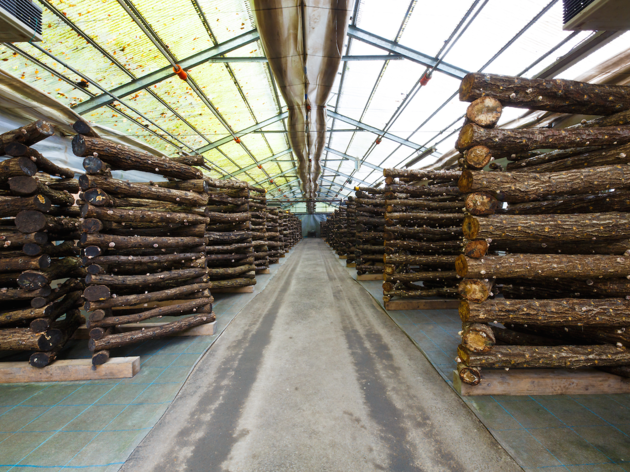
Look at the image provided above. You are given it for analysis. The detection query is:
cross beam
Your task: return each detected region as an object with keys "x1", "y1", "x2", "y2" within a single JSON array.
[
  {"x1": 254, "y1": 166, "x2": 297, "y2": 186},
  {"x1": 327, "y1": 111, "x2": 425, "y2": 150},
  {"x1": 321, "y1": 166, "x2": 369, "y2": 186},
  {"x1": 347, "y1": 26, "x2": 468, "y2": 79},
  {"x1": 73, "y1": 30, "x2": 260, "y2": 114},
  {"x1": 324, "y1": 147, "x2": 384, "y2": 172},
  {"x1": 222, "y1": 149, "x2": 292, "y2": 179},
  {"x1": 197, "y1": 112, "x2": 289, "y2": 153}
]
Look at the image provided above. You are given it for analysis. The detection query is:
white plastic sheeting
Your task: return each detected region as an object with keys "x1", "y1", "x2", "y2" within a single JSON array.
[{"x1": 249, "y1": 0, "x2": 352, "y2": 198}]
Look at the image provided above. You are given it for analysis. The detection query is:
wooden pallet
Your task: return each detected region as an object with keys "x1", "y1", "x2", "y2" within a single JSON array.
[
  {"x1": 0, "y1": 357, "x2": 140, "y2": 383},
  {"x1": 346, "y1": 262, "x2": 356, "y2": 268},
  {"x1": 453, "y1": 368, "x2": 630, "y2": 396},
  {"x1": 357, "y1": 274, "x2": 383, "y2": 281},
  {"x1": 75, "y1": 321, "x2": 216, "y2": 339},
  {"x1": 339, "y1": 255, "x2": 347, "y2": 260},
  {"x1": 256, "y1": 268, "x2": 271, "y2": 274},
  {"x1": 212, "y1": 286, "x2": 255, "y2": 293},
  {"x1": 385, "y1": 299, "x2": 459, "y2": 311}
]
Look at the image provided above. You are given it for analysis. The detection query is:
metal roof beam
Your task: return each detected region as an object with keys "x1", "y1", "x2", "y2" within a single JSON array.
[
  {"x1": 327, "y1": 111, "x2": 425, "y2": 150},
  {"x1": 347, "y1": 26, "x2": 468, "y2": 79},
  {"x1": 324, "y1": 147, "x2": 384, "y2": 172},
  {"x1": 73, "y1": 30, "x2": 260, "y2": 114},
  {"x1": 197, "y1": 112, "x2": 288, "y2": 153},
  {"x1": 254, "y1": 166, "x2": 297, "y2": 186},
  {"x1": 319, "y1": 175, "x2": 356, "y2": 192},
  {"x1": 267, "y1": 178, "x2": 301, "y2": 194},
  {"x1": 221, "y1": 149, "x2": 292, "y2": 179},
  {"x1": 206, "y1": 55, "x2": 404, "y2": 63}
]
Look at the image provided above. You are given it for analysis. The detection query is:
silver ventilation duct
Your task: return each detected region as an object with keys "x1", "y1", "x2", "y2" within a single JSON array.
[{"x1": 249, "y1": 0, "x2": 352, "y2": 199}]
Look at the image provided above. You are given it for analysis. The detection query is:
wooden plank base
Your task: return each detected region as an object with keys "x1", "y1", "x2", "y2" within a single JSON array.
[
  {"x1": 280, "y1": 254, "x2": 286, "y2": 258},
  {"x1": 339, "y1": 256, "x2": 347, "y2": 260},
  {"x1": 453, "y1": 368, "x2": 630, "y2": 396},
  {"x1": 256, "y1": 269, "x2": 271, "y2": 274},
  {"x1": 0, "y1": 357, "x2": 140, "y2": 383},
  {"x1": 212, "y1": 286, "x2": 255, "y2": 293},
  {"x1": 346, "y1": 263, "x2": 356, "y2": 268},
  {"x1": 385, "y1": 299, "x2": 459, "y2": 311},
  {"x1": 357, "y1": 273, "x2": 383, "y2": 281}
]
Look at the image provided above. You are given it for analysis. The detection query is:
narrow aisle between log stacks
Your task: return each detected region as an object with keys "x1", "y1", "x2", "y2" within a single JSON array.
[{"x1": 122, "y1": 239, "x2": 520, "y2": 472}]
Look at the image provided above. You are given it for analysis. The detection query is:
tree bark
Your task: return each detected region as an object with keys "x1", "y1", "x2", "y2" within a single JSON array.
[
  {"x1": 459, "y1": 73, "x2": 630, "y2": 115},
  {"x1": 206, "y1": 242, "x2": 253, "y2": 254},
  {"x1": 90, "y1": 313, "x2": 214, "y2": 351},
  {"x1": 458, "y1": 344, "x2": 630, "y2": 369},
  {"x1": 207, "y1": 264, "x2": 256, "y2": 278},
  {"x1": 460, "y1": 298, "x2": 630, "y2": 327},
  {"x1": 90, "y1": 298, "x2": 212, "y2": 328},
  {"x1": 18, "y1": 257, "x2": 82, "y2": 291},
  {"x1": 204, "y1": 211, "x2": 250, "y2": 223},
  {"x1": 463, "y1": 212, "x2": 630, "y2": 242},
  {"x1": 80, "y1": 232, "x2": 205, "y2": 250},
  {"x1": 15, "y1": 211, "x2": 79, "y2": 234},
  {"x1": 385, "y1": 184, "x2": 460, "y2": 197},
  {"x1": 384, "y1": 240, "x2": 463, "y2": 254},
  {"x1": 79, "y1": 175, "x2": 208, "y2": 206},
  {"x1": 86, "y1": 268, "x2": 207, "y2": 288},
  {"x1": 457, "y1": 122, "x2": 630, "y2": 152},
  {"x1": 5, "y1": 142, "x2": 75, "y2": 178},
  {"x1": 0, "y1": 303, "x2": 53, "y2": 326},
  {"x1": 488, "y1": 238, "x2": 630, "y2": 256},
  {"x1": 384, "y1": 271, "x2": 457, "y2": 282},
  {"x1": 81, "y1": 204, "x2": 209, "y2": 226},
  {"x1": 517, "y1": 142, "x2": 630, "y2": 173},
  {"x1": 385, "y1": 212, "x2": 463, "y2": 225},
  {"x1": 0, "y1": 195, "x2": 51, "y2": 217},
  {"x1": 382, "y1": 169, "x2": 460, "y2": 181},
  {"x1": 211, "y1": 277, "x2": 256, "y2": 289},
  {"x1": 72, "y1": 135, "x2": 202, "y2": 180},
  {"x1": 505, "y1": 146, "x2": 608, "y2": 170},
  {"x1": 0, "y1": 327, "x2": 62, "y2": 351},
  {"x1": 457, "y1": 253, "x2": 630, "y2": 279},
  {"x1": 0, "y1": 157, "x2": 37, "y2": 184},
  {"x1": 86, "y1": 282, "x2": 211, "y2": 310}
]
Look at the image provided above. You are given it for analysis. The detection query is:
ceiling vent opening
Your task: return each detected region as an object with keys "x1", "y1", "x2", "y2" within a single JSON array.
[
  {"x1": 563, "y1": 0, "x2": 630, "y2": 31},
  {"x1": 0, "y1": 0, "x2": 42, "y2": 42}
]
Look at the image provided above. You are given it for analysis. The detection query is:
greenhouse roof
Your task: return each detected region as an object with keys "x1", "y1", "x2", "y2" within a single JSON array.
[{"x1": 1, "y1": 0, "x2": 628, "y2": 213}]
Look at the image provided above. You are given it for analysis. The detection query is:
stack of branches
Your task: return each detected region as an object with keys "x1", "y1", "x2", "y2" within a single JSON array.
[
  {"x1": 354, "y1": 187, "x2": 386, "y2": 275},
  {"x1": 248, "y1": 187, "x2": 269, "y2": 274},
  {"x1": 321, "y1": 219, "x2": 330, "y2": 241},
  {"x1": 266, "y1": 209, "x2": 282, "y2": 264},
  {"x1": 0, "y1": 120, "x2": 85, "y2": 367},
  {"x1": 74, "y1": 125, "x2": 214, "y2": 366},
  {"x1": 334, "y1": 205, "x2": 349, "y2": 257},
  {"x1": 286, "y1": 213, "x2": 302, "y2": 248},
  {"x1": 204, "y1": 177, "x2": 256, "y2": 291},
  {"x1": 278, "y1": 211, "x2": 288, "y2": 256},
  {"x1": 382, "y1": 169, "x2": 464, "y2": 304},
  {"x1": 344, "y1": 197, "x2": 357, "y2": 265},
  {"x1": 455, "y1": 73, "x2": 630, "y2": 385},
  {"x1": 323, "y1": 210, "x2": 339, "y2": 250}
]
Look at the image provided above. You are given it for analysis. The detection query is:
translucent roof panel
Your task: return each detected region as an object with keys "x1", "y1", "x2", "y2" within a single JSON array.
[{"x1": 0, "y1": 0, "x2": 622, "y2": 210}]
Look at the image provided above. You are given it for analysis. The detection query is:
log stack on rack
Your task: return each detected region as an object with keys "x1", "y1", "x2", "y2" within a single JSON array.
[
  {"x1": 0, "y1": 120, "x2": 85, "y2": 367},
  {"x1": 73, "y1": 127, "x2": 215, "y2": 366},
  {"x1": 354, "y1": 187, "x2": 386, "y2": 280},
  {"x1": 204, "y1": 178, "x2": 256, "y2": 293},
  {"x1": 382, "y1": 169, "x2": 464, "y2": 310},
  {"x1": 286, "y1": 213, "x2": 301, "y2": 248},
  {"x1": 266, "y1": 209, "x2": 282, "y2": 264},
  {"x1": 249, "y1": 187, "x2": 269, "y2": 274},
  {"x1": 344, "y1": 197, "x2": 357, "y2": 267},
  {"x1": 321, "y1": 219, "x2": 329, "y2": 241},
  {"x1": 454, "y1": 73, "x2": 630, "y2": 389},
  {"x1": 335, "y1": 205, "x2": 349, "y2": 258}
]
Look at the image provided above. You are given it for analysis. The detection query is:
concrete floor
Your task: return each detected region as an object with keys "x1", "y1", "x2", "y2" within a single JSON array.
[{"x1": 123, "y1": 239, "x2": 521, "y2": 472}]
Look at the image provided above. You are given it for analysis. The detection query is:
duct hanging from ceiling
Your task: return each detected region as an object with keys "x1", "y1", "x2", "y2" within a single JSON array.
[{"x1": 249, "y1": 0, "x2": 352, "y2": 199}]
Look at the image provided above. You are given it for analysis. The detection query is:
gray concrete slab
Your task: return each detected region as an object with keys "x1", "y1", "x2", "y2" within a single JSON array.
[{"x1": 122, "y1": 239, "x2": 522, "y2": 472}]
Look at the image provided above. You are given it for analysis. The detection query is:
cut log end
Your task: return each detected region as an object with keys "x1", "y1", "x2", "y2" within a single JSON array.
[
  {"x1": 465, "y1": 192, "x2": 499, "y2": 216},
  {"x1": 465, "y1": 146, "x2": 493, "y2": 170},
  {"x1": 466, "y1": 97, "x2": 502, "y2": 128},
  {"x1": 455, "y1": 254, "x2": 468, "y2": 277},
  {"x1": 458, "y1": 170, "x2": 474, "y2": 193},
  {"x1": 462, "y1": 215, "x2": 479, "y2": 240}
]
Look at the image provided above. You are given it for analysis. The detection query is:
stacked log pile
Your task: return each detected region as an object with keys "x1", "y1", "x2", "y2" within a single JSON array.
[
  {"x1": 354, "y1": 187, "x2": 386, "y2": 277},
  {"x1": 0, "y1": 120, "x2": 85, "y2": 367},
  {"x1": 334, "y1": 205, "x2": 349, "y2": 257},
  {"x1": 266, "y1": 209, "x2": 282, "y2": 264},
  {"x1": 321, "y1": 219, "x2": 329, "y2": 241},
  {"x1": 249, "y1": 187, "x2": 269, "y2": 274},
  {"x1": 455, "y1": 73, "x2": 630, "y2": 385},
  {"x1": 344, "y1": 197, "x2": 357, "y2": 266},
  {"x1": 286, "y1": 214, "x2": 301, "y2": 248},
  {"x1": 382, "y1": 170, "x2": 464, "y2": 305},
  {"x1": 73, "y1": 129, "x2": 215, "y2": 365},
  {"x1": 204, "y1": 178, "x2": 256, "y2": 291}
]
